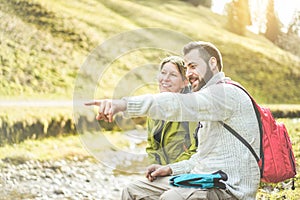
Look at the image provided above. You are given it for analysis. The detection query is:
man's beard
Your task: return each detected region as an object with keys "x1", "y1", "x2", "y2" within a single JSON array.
[
  {"x1": 190, "y1": 69, "x2": 214, "y2": 92},
  {"x1": 191, "y1": 78, "x2": 204, "y2": 92},
  {"x1": 203, "y1": 69, "x2": 214, "y2": 85}
]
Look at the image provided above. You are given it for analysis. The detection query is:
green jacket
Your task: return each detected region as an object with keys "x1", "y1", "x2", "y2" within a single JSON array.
[{"x1": 146, "y1": 118, "x2": 198, "y2": 165}]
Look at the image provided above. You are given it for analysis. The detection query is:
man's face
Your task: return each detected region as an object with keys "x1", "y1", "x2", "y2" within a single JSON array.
[{"x1": 184, "y1": 49, "x2": 212, "y2": 92}]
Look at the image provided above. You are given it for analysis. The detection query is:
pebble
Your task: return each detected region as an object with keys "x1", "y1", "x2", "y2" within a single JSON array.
[{"x1": 0, "y1": 158, "x2": 143, "y2": 200}]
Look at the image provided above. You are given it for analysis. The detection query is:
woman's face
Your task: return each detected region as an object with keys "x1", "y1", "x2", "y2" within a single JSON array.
[{"x1": 158, "y1": 62, "x2": 187, "y2": 93}]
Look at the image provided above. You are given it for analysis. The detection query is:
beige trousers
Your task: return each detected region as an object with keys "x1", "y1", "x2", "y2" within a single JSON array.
[{"x1": 121, "y1": 176, "x2": 237, "y2": 200}]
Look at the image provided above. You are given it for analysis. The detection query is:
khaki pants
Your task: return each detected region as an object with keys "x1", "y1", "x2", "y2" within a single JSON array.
[{"x1": 121, "y1": 176, "x2": 237, "y2": 200}]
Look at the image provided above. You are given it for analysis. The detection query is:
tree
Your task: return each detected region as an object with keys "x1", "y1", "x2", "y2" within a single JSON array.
[
  {"x1": 264, "y1": 0, "x2": 281, "y2": 42},
  {"x1": 275, "y1": 10, "x2": 300, "y2": 57},
  {"x1": 199, "y1": 0, "x2": 212, "y2": 8},
  {"x1": 276, "y1": 33, "x2": 300, "y2": 57},
  {"x1": 287, "y1": 10, "x2": 300, "y2": 36},
  {"x1": 180, "y1": 0, "x2": 212, "y2": 8},
  {"x1": 226, "y1": 0, "x2": 252, "y2": 36}
]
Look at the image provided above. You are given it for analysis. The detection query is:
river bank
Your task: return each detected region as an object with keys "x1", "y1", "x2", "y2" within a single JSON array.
[
  {"x1": 0, "y1": 133, "x2": 147, "y2": 200},
  {"x1": 0, "y1": 157, "x2": 143, "y2": 200}
]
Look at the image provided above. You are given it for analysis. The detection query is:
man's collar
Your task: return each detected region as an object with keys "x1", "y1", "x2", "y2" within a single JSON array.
[{"x1": 202, "y1": 72, "x2": 226, "y2": 89}]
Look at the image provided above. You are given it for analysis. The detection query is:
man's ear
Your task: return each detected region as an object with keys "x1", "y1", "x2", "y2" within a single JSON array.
[{"x1": 209, "y1": 57, "x2": 218, "y2": 72}]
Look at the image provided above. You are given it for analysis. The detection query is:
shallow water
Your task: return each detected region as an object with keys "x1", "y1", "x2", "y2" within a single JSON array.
[{"x1": 80, "y1": 129, "x2": 149, "y2": 176}]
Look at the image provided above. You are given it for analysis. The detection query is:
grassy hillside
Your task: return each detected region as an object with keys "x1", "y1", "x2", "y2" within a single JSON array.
[{"x1": 1, "y1": 0, "x2": 300, "y2": 103}]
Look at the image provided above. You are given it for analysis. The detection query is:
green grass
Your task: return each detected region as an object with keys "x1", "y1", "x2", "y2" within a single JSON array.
[
  {"x1": 0, "y1": 135, "x2": 91, "y2": 163},
  {"x1": 0, "y1": 0, "x2": 299, "y2": 103}
]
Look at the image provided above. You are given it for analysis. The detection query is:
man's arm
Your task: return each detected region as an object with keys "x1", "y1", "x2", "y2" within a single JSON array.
[
  {"x1": 85, "y1": 84, "x2": 236, "y2": 123},
  {"x1": 85, "y1": 99, "x2": 127, "y2": 122}
]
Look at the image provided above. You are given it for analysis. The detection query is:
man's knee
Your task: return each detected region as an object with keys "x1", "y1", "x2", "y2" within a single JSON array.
[
  {"x1": 121, "y1": 182, "x2": 141, "y2": 200},
  {"x1": 159, "y1": 189, "x2": 184, "y2": 200}
]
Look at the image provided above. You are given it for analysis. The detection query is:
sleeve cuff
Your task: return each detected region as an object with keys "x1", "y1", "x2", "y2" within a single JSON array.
[
  {"x1": 121, "y1": 97, "x2": 142, "y2": 117},
  {"x1": 168, "y1": 162, "x2": 188, "y2": 175}
]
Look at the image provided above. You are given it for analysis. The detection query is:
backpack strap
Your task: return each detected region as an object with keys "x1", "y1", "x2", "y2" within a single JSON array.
[
  {"x1": 219, "y1": 81, "x2": 263, "y2": 169},
  {"x1": 220, "y1": 122, "x2": 259, "y2": 162},
  {"x1": 193, "y1": 122, "x2": 203, "y2": 147}
]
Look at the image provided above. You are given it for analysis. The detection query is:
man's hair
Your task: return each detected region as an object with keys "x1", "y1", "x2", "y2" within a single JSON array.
[
  {"x1": 183, "y1": 41, "x2": 223, "y2": 71},
  {"x1": 160, "y1": 56, "x2": 186, "y2": 80}
]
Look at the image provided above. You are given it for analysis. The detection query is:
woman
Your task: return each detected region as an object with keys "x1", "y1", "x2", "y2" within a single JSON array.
[{"x1": 146, "y1": 56, "x2": 198, "y2": 165}]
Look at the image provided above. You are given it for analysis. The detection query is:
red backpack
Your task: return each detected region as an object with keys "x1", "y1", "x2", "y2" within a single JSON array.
[{"x1": 222, "y1": 81, "x2": 297, "y2": 184}]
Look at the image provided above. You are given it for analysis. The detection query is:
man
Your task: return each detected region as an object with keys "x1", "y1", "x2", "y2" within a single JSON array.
[{"x1": 85, "y1": 41, "x2": 261, "y2": 199}]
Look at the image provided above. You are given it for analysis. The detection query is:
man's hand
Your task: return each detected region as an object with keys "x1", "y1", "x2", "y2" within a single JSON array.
[
  {"x1": 146, "y1": 164, "x2": 172, "y2": 182},
  {"x1": 84, "y1": 99, "x2": 127, "y2": 122}
]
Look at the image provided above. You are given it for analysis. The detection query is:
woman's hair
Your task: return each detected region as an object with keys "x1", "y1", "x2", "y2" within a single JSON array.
[
  {"x1": 183, "y1": 41, "x2": 223, "y2": 71},
  {"x1": 160, "y1": 56, "x2": 186, "y2": 80}
]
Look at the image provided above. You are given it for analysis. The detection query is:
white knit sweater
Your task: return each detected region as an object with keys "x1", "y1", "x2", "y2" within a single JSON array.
[{"x1": 125, "y1": 72, "x2": 261, "y2": 200}]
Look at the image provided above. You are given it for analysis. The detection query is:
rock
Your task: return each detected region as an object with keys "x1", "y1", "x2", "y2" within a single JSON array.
[
  {"x1": 53, "y1": 189, "x2": 64, "y2": 195},
  {"x1": 0, "y1": 158, "x2": 144, "y2": 199}
]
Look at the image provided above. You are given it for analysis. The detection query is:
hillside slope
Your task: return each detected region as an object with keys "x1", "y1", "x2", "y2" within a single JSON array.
[{"x1": 1, "y1": 0, "x2": 299, "y2": 103}]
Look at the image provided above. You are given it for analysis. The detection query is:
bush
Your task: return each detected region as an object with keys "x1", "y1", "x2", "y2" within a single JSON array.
[{"x1": 275, "y1": 33, "x2": 300, "y2": 57}]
